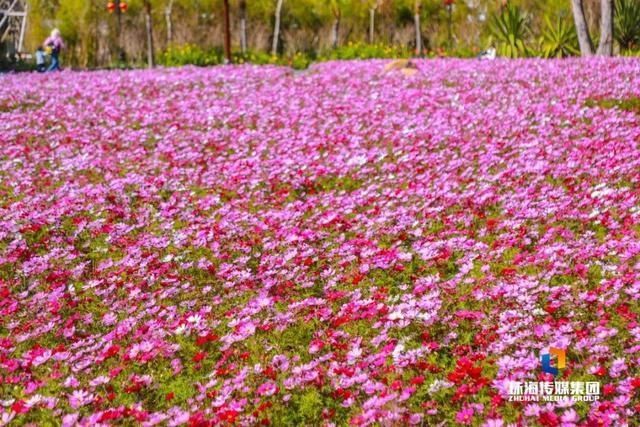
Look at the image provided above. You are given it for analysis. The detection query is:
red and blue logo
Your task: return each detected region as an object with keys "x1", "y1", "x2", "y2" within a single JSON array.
[{"x1": 541, "y1": 348, "x2": 566, "y2": 376}]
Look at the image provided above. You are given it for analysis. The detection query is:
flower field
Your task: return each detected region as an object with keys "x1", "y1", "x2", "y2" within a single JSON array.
[{"x1": 1, "y1": 59, "x2": 640, "y2": 426}]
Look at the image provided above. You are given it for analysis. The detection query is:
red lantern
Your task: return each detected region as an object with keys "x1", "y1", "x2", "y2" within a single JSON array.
[
  {"x1": 107, "y1": 1, "x2": 115, "y2": 13},
  {"x1": 119, "y1": 1, "x2": 128, "y2": 12}
]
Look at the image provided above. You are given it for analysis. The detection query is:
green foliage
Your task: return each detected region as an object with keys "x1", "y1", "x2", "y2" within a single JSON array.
[
  {"x1": 158, "y1": 44, "x2": 220, "y2": 67},
  {"x1": 158, "y1": 42, "x2": 411, "y2": 69},
  {"x1": 158, "y1": 45, "x2": 312, "y2": 69},
  {"x1": 614, "y1": 0, "x2": 640, "y2": 52},
  {"x1": 270, "y1": 387, "x2": 349, "y2": 426},
  {"x1": 585, "y1": 97, "x2": 640, "y2": 115},
  {"x1": 489, "y1": 4, "x2": 530, "y2": 58},
  {"x1": 319, "y1": 42, "x2": 411, "y2": 60},
  {"x1": 538, "y1": 16, "x2": 578, "y2": 58}
]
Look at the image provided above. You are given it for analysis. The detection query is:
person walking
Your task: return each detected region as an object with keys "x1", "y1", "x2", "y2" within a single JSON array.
[{"x1": 43, "y1": 29, "x2": 64, "y2": 72}]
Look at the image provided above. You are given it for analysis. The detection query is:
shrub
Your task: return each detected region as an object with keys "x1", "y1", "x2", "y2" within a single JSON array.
[
  {"x1": 158, "y1": 45, "x2": 312, "y2": 70},
  {"x1": 319, "y1": 42, "x2": 411, "y2": 61},
  {"x1": 538, "y1": 16, "x2": 579, "y2": 58},
  {"x1": 615, "y1": 0, "x2": 640, "y2": 52},
  {"x1": 158, "y1": 45, "x2": 221, "y2": 67},
  {"x1": 489, "y1": 4, "x2": 531, "y2": 58}
]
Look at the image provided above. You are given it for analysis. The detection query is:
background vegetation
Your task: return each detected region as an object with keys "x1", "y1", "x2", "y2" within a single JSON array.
[{"x1": 14, "y1": 0, "x2": 640, "y2": 68}]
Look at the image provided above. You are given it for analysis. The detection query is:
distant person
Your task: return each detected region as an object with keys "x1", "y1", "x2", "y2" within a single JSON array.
[
  {"x1": 43, "y1": 28, "x2": 64, "y2": 72},
  {"x1": 35, "y1": 47, "x2": 46, "y2": 72}
]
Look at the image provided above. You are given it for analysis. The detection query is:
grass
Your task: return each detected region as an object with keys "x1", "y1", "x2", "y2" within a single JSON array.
[{"x1": 585, "y1": 96, "x2": 640, "y2": 114}]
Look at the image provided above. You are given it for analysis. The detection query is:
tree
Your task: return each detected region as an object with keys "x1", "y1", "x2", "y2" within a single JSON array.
[
  {"x1": 239, "y1": 0, "x2": 248, "y2": 53},
  {"x1": 271, "y1": 0, "x2": 284, "y2": 55},
  {"x1": 165, "y1": 0, "x2": 174, "y2": 46},
  {"x1": 414, "y1": 0, "x2": 422, "y2": 55},
  {"x1": 368, "y1": 0, "x2": 382, "y2": 44},
  {"x1": 143, "y1": 0, "x2": 155, "y2": 67},
  {"x1": 329, "y1": 0, "x2": 342, "y2": 49},
  {"x1": 115, "y1": 0, "x2": 125, "y2": 61},
  {"x1": 571, "y1": 0, "x2": 615, "y2": 57},
  {"x1": 596, "y1": 0, "x2": 613, "y2": 55},
  {"x1": 223, "y1": 0, "x2": 232, "y2": 62}
]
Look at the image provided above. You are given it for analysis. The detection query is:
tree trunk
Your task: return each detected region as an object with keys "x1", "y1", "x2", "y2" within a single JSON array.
[
  {"x1": 165, "y1": 0, "x2": 174, "y2": 47},
  {"x1": 222, "y1": 0, "x2": 232, "y2": 63},
  {"x1": 369, "y1": 8, "x2": 375, "y2": 44},
  {"x1": 239, "y1": 0, "x2": 247, "y2": 53},
  {"x1": 272, "y1": 0, "x2": 284, "y2": 56},
  {"x1": 329, "y1": 1, "x2": 340, "y2": 49},
  {"x1": 144, "y1": 0, "x2": 155, "y2": 68},
  {"x1": 571, "y1": 0, "x2": 594, "y2": 56},
  {"x1": 115, "y1": 0, "x2": 125, "y2": 62},
  {"x1": 414, "y1": 1, "x2": 422, "y2": 55},
  {"x1": 596, "y1": 0, "x2": 613, "y2": 56},
  {"x1": 331, "y1": 18, "x2": 340, "y2": 49}
]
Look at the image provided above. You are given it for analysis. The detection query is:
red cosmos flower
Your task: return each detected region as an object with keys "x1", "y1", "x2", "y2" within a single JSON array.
[
  {"x1": 132, "y1": 410, "x2": 149, "y2": 422},
  {"x1": 322, "y1": 408, "x2": 336, "y2": 419},
  {"x1": 216, "y1": 367, "x2": 230, "y2": 376},
  {"x1": 192, "y1": 351, "x2": 207, "y2": 363},
  {"x1": 104, "y1": 345, "x2": 120, "y2": 359},
  {"x1": 125, "y1": 383, "x2": 143, "y2": 394},
  {"x1": 257, "y1": 401, "x2": 272, "y2": 412},
  {"x1": 500, "y1": 267, "x2": 517, "y2": 278},
  {"x1": 448, "y1": 358, "x2": 483, "y2": 383},
  {"x1": 196, "y1": 332, "x2": 219, "y2": 347},
  {"x1": 410, "y1": 375, "x2": 425, "y2": 386},
  {"x1": 603, "y1": 384, "x2": 616, "y2": 395},
  {"x1": 188, "y1": 412, "x2": 212, "y2": 427},
  {"x1": 538, "y1": 411, "x2": 560, "y2": 427},
  {"x1": 351, "y1": 273, "x2": 365, "y2": 285},
  {"x1": 490, "y1": 393, "x2": 503, "y2": 408},
  {"x1": 544, "y1": 303, "x2": 558, "y2": 314},
  {"x1": 263, "y1": 366, "x2": 278, "y2": 380},
  {"x1": 631, "y1": 377, "x2": 640, "y2": 389},
  {"x1": 109, "y1": 367, "x2": 123, "y2": 378},
  {"x1": 218, "y1": 409, "x2": 238, "y2": 423},
  {"x1": 99, "y1": 409, "x2": 123, "y2": 422},
  {"x1": 11, "y1": 399, "x2": 28, "y2": 414},
  {"x1": 594, "y1": 365, "x2": 607, "y2": 377}
]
